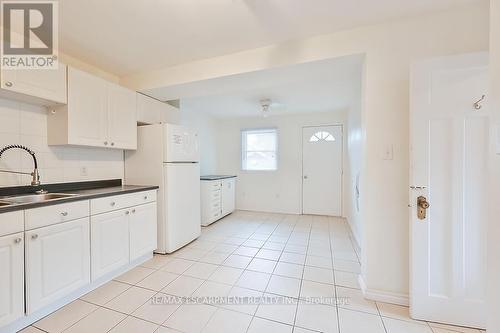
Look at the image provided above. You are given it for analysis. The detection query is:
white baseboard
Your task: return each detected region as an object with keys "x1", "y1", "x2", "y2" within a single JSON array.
[{"x1": 358, "y1": 275, "x2": 409, "y2": 306}]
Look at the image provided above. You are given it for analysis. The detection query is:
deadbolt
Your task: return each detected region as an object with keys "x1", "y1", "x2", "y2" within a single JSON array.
[{"x1": 417, "y1": 196, "x2": 430, "y2": 220}]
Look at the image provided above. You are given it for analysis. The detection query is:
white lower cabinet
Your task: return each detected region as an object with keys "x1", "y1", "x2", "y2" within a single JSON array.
[
  {"x1": 0, "y1": 232, "x2": 24, "y2": 327},
  {"x1": 25, "y1": 218, "x2": 90, "y2": 314},
  {"x1": 201, "y1": 177, "x2": 236, "y2": 226},
  {"x1": 222, "y1": 178, "x2": 236, "y2": 216},
  {"x1": 0, "y1": 190, "x2": 157, "y2": 330},
  {"x1": 129, "y1": 202, "x2": 157, "y2": 261},
  {"x1": 90, "y1": 209, "x2": 130, "y2": 281}
]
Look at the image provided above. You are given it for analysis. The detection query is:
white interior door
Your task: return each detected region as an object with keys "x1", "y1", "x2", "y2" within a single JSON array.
[
  {"x1": 302, "y1": 125, "x2": 343, "y2": 216},
  {"x1": 410, "y1": 53, "x2": 488, "y2": 329}
]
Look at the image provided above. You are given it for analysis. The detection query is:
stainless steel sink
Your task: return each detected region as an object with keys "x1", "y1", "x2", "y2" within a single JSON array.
[{"x1": 1, "y1": 193, "x2": 79, "y2": 205}]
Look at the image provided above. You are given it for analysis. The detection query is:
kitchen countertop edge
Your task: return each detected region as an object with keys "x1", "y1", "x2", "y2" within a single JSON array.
[
  {"x1": 200, "y1": 175, "x2": 237, "y2": 181},
  {"x1": 0, "y1": 185, "x2": 159, "y2": 214}
]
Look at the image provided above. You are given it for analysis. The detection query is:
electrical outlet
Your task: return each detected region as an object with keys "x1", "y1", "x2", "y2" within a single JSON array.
[{"x1": 80, "y1": 166, "x2": 88, "y2": 176}]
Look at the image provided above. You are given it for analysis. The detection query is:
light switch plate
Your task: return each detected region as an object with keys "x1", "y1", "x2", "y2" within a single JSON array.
[{"x1": 382, "y1": 144, "x2": 394, "y2": 160}]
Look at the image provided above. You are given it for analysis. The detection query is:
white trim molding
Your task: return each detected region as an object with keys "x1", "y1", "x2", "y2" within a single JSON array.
[{"x1": 358, "y1": 275, "x2": 409, "y2": 306}]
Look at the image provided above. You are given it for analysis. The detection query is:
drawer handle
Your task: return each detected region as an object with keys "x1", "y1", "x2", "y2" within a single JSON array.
[
  {"x1": 144, "y1": 196, "x2": 148, "y2": 200},
  {"x1": 104, "y1": 141, "x2": 108, "y2": 146},
  {"x1": 5, "y1": 81, "x2": 13, "y2": 87},
  {"x1": 125, "y1": 211, "x2": 130, "y2": 215},
  {"x1": 110, "y1": 202, "x2": 116, "y2": 206},
  {"x1": 31, "y1": 234, "x2": 38, "y2": 240},
  {"x1": 61, "y1": 212, "x2": 68, "y2": 217},
  {"x1": 111, "y1": 142, "x2": 115, "y2": 146},
  {"x1": 14, "y1": 237, "x2": 22, "y2": 244},
  {"x1": 132, "y1": 209, "x2": 136, "y2": 213}
]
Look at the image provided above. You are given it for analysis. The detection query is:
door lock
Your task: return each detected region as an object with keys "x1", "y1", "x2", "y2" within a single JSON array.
[{"x1": 417, "y1": 196, "x2": 430, "y2": 220}]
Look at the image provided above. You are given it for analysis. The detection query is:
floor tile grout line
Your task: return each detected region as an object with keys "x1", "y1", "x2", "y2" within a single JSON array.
[
  {"x1": 33, "y1": 298, "x2": 101, "y2": 333},
  {"x1": 326, "y1": 215, "x2": 342, "y2": 333},
  {"x1": 375, "y1": 300, "x2": 389, "y2": 333},
  {"x1": 292, "y1": 214, "x2": 313, "y2": 329},
  {"x1": 35, "y1": 212, "x2": 362, "y2": 333}
]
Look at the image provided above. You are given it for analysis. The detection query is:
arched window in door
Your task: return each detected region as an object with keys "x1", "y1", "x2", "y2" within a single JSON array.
[{"x1": 309, "y1": 131, "x2": 336, "y2": 142}]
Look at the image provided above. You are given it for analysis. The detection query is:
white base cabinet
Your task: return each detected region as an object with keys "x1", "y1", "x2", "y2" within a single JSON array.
[
  {"x1": 90, "y1": 210, "x2": 129, "y2": 281},
  {"x1": 222, "y1": 178, "x2": 236, "y2": 216},
  {"x1": 25, "y1": 218, "x2": 90, "y2": 314},
  {"x1": 129, "y1": 202, "x2": 157, "y2": 261},
  {"x1": 0, "y1": 232, "x2": 24, "y2": 327},
  {"x1": 91, "y1": 190, "x2": 158, "y2": 281},
  {"x1": 0, "y1": 189, "x2": 157, "y2": 332},
  {"x1": 201, "y1": 177, "x2": 236, "y2": 226}
]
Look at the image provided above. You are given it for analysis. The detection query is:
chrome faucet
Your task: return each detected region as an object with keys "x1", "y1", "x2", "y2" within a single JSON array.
[{"x1": 0, "y1": 145, "x2": 41, "y2": 186}]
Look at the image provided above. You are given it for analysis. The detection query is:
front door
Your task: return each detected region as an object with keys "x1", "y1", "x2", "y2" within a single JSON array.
[
  {"x1": 410, "y1": 53, "x2": 488, "y2": 329},
  {"x1": 302, "y1": 125, "x2": 343, "y2": 216}
]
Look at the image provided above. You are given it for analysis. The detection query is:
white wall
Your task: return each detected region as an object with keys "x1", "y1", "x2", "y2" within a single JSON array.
[
  {"x1": 488, "y1": 1, "x2": 500, "y2": 332},
  {"x1": 215, "y1": 111, "x2": 346, "y2": 214},
  {"x1": 0, "y1": 98, "x2": 124, "y2": 186},
  {"x1": 179, "y1": 108, "x2": 218, "y2": 175},
  {"x1": 123, "y1": 3, "x2": 490, "y2": 300},
  {"x1": 344, "y1": 63, "x2": 364, "y2": 247}
]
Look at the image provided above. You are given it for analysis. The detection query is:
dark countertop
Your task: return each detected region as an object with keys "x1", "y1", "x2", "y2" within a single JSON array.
[
  {"x1": 200, "y1": 175, "x2": 237, "y2": 181},
  {"x1": 0, "y1": 179, "x2": 158, "y2": 214}
]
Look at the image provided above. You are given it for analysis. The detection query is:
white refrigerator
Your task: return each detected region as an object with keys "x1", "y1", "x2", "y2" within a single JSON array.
[{"x1": 125, "y1": 123, "x2": 201, "y2": 254}]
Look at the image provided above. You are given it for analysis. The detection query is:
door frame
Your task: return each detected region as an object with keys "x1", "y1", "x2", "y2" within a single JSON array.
[{"x1": 301, "y1": 124, "x2": 344, "y2": 216}]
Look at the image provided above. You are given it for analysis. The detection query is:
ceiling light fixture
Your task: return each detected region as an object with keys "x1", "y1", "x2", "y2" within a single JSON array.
[{"x1": 260, "y1": 98, "x2": 272, "y2": 118}]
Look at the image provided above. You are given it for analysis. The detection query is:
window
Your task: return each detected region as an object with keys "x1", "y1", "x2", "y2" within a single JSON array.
[
  {"x1": 241, "y1": 128, "x2": 277, "y2": 171},
  {"x1": 309, "y1": 131, "x2": 336, "y2": 143}
]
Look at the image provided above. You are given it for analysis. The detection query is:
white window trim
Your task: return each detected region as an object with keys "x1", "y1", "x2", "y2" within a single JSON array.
[{"x1": 241, "y1": 128, "x2": 278, "y2": 172}]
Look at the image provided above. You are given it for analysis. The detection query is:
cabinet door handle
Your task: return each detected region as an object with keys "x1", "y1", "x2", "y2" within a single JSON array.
[
  {"x1": 14, "y1": 237, "x2": 22, "y2": 244},
  {"x1": 5, "y1": 81, "x2": 13, "y2": 87},
  {"x1": 110, "y1": 202, "x2": 116, "y2": 206},
  {"x1": 144, "y1": 196, "x2": 148, "y2": 200},
  {"x1": 132, "y1": 209, "x2": 136, "y2": 213},
  {"x1": 61, "y1": 212, "x2": 68, "y2": 216},
  {"x1": 111, "y1": 142, "x2": 115, "y2": 146},
  {"x1": 125, "y1": 211, "x2": 130, "y2": 215},
  {"x1": 31, "y1": 234, "x2": 38, "y2": 240},
  {"x1": 104, "y1": 141, "x2": 108, "y2": 146}
]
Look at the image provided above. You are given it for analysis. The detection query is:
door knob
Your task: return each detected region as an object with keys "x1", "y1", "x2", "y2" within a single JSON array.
[{"x1": 417, "y1": 196, "x2": 430, "y2": 220}]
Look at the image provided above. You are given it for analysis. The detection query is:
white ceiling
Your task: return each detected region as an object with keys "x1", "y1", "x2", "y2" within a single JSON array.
[
  {"x1": 150, "y1": 55, "x2": 363, "y2": 118},
  {"x1": 59, "y1": 0, "x2": 481, "y2": 76}
]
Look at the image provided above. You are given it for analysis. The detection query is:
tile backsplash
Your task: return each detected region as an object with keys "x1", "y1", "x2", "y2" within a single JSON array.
[{"x1": 0, "y1": 98, "x2": 124, "y2": 187}]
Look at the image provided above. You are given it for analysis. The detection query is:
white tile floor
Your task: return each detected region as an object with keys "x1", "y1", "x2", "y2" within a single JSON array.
[{"x1": 20, "y1": 211, "x2": 485, "y2": 333}]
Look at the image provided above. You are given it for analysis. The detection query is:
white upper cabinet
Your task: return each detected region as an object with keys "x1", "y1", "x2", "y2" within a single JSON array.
[
  {"x1": 0, "y1": 64, "x2": 67, "y2": 106},
  {"x1": 108, "y1": 84, "x2": 137, "y2": 149},
  {"x1": 66, "y1": 67, "x2": 108, "y2": 147},
  {"x1": 0, "y1": 232, "x2": 24, "y2": 327},
  {"x1": 48, "y1": 67, "x2": 137, "y2": 150},
  {"x1": 136, "y1": 93, "x2": 180, "y2": 125}
]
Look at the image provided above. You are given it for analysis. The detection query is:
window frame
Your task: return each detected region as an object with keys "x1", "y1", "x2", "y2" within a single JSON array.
[{"x1": 241, "y1": 128, "x2": 278, "y2": 172}]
